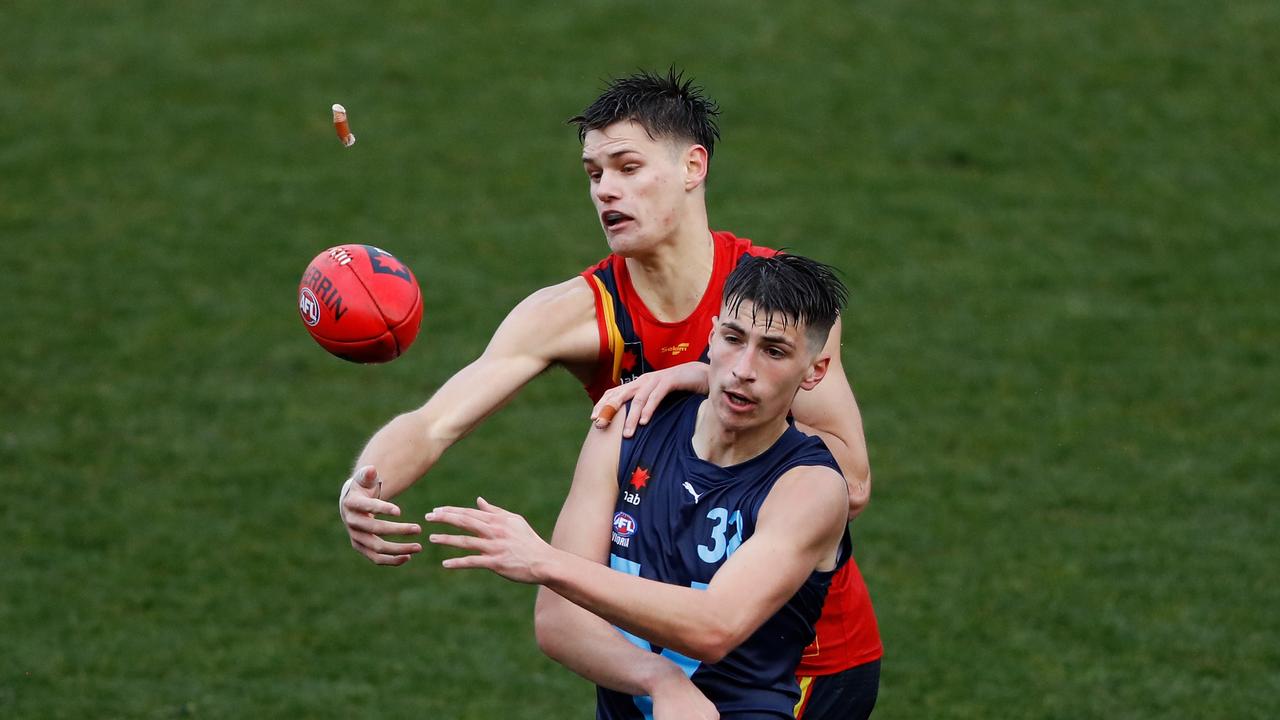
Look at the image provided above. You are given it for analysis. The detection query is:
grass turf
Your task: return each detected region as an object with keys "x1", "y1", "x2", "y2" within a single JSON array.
[{"x1": 2, "y1": 1, "x2": 1277, "y2": 717}]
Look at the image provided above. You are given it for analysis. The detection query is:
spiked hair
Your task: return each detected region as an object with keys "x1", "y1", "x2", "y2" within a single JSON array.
[
  {"x1": 569, "y1": 67, "x2": 721, "y2": 160},
  {"x1": 722, "y1": 253, "x2": 849, "y2": 353}
]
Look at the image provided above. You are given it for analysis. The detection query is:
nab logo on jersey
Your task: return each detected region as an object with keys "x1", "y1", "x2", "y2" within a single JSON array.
[{"x1": 612, "y1": 511, "x2": 637, "y2": 548}]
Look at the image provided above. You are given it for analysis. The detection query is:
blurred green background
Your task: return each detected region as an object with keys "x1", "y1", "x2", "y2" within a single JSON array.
[{"x1": 3, "y1": 1, "x2": 1277, "y2": 717}]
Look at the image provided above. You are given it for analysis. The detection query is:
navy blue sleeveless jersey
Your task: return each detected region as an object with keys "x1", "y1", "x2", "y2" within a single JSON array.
[{"x1": 598, "y1": 393, "x2": 852, "y2": 720}]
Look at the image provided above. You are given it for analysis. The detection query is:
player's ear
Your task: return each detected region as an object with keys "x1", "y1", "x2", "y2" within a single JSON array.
[
  {"x1": 799, "y1": 354, "x2": 830, "y2": 391},
  {"x1": 683, "y1": 144, "x2": 709, "y2": 190},
  {"x1": 705, "y1": 316, "x2": 719, "y2": 359}
]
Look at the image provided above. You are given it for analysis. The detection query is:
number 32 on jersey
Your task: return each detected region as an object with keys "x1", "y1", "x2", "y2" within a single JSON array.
[{"x1": 698, "y1": 507, "x2": 743, "y2": 564}]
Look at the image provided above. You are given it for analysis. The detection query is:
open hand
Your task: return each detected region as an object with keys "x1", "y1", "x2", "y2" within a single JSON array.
[
  {"x1": 426, "y1": 497, "x2": 554, "y2": 584},
  {"x1": 340, "y1": 466, "x2": 423, "y2": 565}
]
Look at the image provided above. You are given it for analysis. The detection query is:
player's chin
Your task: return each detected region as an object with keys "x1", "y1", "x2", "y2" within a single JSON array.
[{"x1": 602, "y1": 226, "x2": 647, "y2": 255}]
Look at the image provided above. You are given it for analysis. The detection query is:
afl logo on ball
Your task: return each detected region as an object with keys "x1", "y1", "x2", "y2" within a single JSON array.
[{"x1": 299, "y1": 287, "x2": 321, "y2": 326}]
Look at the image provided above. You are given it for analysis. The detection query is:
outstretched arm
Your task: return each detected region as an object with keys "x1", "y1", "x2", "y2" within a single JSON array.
[
  {"x1": 340, "y1": 277, "x2": 600, "y2": 565},
  {"x1": 428, "y1": 457, "x2": 848, "y2": 664}
]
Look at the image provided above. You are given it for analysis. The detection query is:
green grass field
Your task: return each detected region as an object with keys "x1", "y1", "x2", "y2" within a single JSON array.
[{"x1": 3, "y1": 1, "x2": 1278, "y2": 717}]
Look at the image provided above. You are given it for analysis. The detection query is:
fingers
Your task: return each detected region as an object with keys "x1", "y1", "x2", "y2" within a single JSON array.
[
  {"x1": 591, "y1": 378, "x2": 666, "y2": 435},
  {"x1": 426, "y1": 530, "x2": 498, "y2": 571},
  {"x1": 346, "y1": 514, "x2": 422, "y2": 537},
  {"x1": 636, "y1": 383, "x2": 667, "y2": 432},
  {"x1": 427, "y1": 531, "x2": 485, "y2": 552},
  {"x1": 593, "y1": 383, "x2": 640, "y2": 426},
  {"x1": 350, "y1": 531, "x2": 421, "y2": 565},
  {"x1": 613, "y1": 377, "x2": 663, "y2": 438},
  {"x1": 426, "y1": 505, "x2": 497, "y2": 571},
  {"x1": 364, "y1": 552, "x2": 411, "y2": 566},
  {"x1": 425, "y1": 506, "x2": 492, "y2": 535},
  {"x1": 594, "y1": 404, "x2": 618, "y2": 427},
  {"x1": 625, "y1": 381, "x2": 661, "y2": 437},
  {"x1": 343, "y1": 494, "x2": 402, "y2": 518},
  {"x1": 353, "y1": 465, "x2": 379, "y2": 490},
  {"x1": 440, "y1": 554, "x2": 493, "y2": 570}
]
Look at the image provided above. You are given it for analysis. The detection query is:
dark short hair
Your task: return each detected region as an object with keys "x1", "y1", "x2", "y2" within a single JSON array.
[
  {"x1": 722, "y1": 253, "x2": 849, "y2": 353},
  {"x1": 569, "y1": 68, "x2": 721, "y2": 161}
]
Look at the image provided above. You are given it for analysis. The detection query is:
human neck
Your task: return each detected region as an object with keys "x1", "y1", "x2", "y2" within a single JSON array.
[
  {"x1": 624, "y1": 212, "x2": 714, "y2": 322},
  {"x1": 691, "y1": 399, "x2": 790, "y2": 468}
]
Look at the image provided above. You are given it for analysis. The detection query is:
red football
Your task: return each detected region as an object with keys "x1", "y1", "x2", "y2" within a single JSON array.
[{"x1": 297, "y1": 245, "x2": 423, "y2": 363}]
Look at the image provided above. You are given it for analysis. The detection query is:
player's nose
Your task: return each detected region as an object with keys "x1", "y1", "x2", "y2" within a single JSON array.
[
  {"x1": 594, "y1": 171, "x2": 622, "y2": 202},
  {"x1": 730, "y1": 350, "x2": 757, "y2": 381}
]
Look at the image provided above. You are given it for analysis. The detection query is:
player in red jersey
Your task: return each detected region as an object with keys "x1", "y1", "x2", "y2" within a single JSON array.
[{"x1": 338, "y1": 69, "x2": 879, "y2": 718}]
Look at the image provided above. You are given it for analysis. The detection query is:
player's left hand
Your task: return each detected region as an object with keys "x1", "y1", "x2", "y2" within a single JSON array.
[
  {"x1": 591, "y1": 361, "x2": 710, "y2": 438},
  {"x1": 426, "y1": 498, "x2": 552, "y2": 584}
]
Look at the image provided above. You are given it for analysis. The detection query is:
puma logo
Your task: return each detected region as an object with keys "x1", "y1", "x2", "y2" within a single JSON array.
[{"x1": 682, "y1": 482, "x2": 704, "y2": 503}]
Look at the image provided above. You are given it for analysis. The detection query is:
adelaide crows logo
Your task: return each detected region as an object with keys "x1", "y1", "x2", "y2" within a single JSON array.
[{"x1": 364, "y1": 246, "x2": 413, "y2": 283}]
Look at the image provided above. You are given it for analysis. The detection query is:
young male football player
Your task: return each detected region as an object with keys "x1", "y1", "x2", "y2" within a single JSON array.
[
  {"x1": 428, "y1": 254, "x2": 852, "y2": 719},
  {"x1": 338, "y1": 70, "x2": 880, "y2": 717}
]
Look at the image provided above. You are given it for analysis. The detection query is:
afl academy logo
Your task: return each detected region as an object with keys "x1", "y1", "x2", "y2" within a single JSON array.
[
  {"x1": 299, "y1": 287, "x2": 321, "y2": 326},
  {"x1": 613, "y1": 512, "x2": 636, "y2": 537},
  {"x1": 612, "y1": 511, "x2": 637, "y2": 547}
]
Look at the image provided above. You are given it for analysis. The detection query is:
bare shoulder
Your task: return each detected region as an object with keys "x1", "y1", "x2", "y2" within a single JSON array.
[
  {"x1": 489, "y1": 275, "x2": 599, "y2": 366},
  {"x1": 517, "y1": 275, "x2": 597, "y2": 314},
  {"x1": 758, "y1": 465, "x2": 848, "y2": 535}
]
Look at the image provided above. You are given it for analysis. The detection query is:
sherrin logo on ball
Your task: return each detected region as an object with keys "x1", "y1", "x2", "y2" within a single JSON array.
[{"x1": 297, "y1": 244, "x2": 423, "y2": 363}]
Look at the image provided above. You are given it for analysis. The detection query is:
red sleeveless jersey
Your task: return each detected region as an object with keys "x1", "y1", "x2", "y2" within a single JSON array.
[{"x1": 579, "y1": 230, "x2": 883, "y2": 675}]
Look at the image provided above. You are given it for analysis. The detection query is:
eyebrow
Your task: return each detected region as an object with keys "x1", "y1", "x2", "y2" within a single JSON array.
[
  {"x1": 582, "y1": 149, "x2": 642, "y2": 164},
  {"x1": 721, "y1": 319, "x2": 796, "y2": 347}
]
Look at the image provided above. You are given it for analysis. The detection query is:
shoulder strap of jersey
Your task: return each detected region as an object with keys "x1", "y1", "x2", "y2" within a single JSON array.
[
  {"x1": 581, "y1": 256, "x2": 650, "y2": 400},
  {"x1": 582, "y1": 268, "x2": 623, "y2": 384},
  {"x1": 615, "y1": 392, "x2": 699, "y2": 487}
]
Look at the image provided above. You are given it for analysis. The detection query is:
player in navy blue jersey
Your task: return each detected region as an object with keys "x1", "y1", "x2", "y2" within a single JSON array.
[{"x1": 428, "y1": 254, "x2": 852, "y2": 719}]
